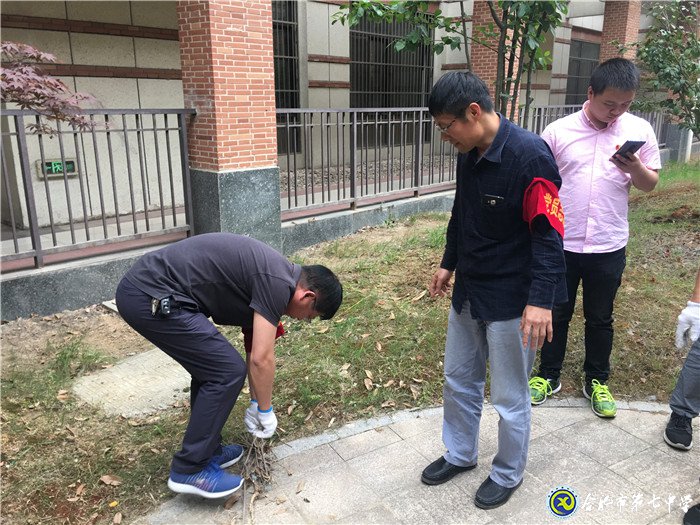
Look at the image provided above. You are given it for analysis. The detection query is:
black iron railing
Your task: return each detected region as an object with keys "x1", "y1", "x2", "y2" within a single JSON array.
[
  {"x1": 1, "y1": 108, "x2": 195, "y2": 271},
  {"x1": 277, "y1": 107, "x2": 457, "y2": 219}
]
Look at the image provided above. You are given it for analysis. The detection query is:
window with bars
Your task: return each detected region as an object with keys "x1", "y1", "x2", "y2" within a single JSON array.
[
  {"x1": 272, "y1": 1, "x2": 300, "y2": 109},
  {"x1": 350, "y1": 18, "x2": 434, "y2": 109},
  {"x1": 272, "y1": 1, "x2": 300, "y2": 154},
  {"x1": 565, "y1": 40, "x2": 600, "y2": 105}
]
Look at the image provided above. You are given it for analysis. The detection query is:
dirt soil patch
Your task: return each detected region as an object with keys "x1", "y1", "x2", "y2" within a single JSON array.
[{"x1": 1, "y1": 304, "x2": 152, "y2": 370}]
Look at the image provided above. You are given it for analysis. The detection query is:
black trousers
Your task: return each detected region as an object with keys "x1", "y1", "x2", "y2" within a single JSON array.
[
  {"x1": 538, "y1": 248, "x2": 626, "y2": 384},
  {"x1": 115, "y1": 278, "x2": 247, "y2": 474}
]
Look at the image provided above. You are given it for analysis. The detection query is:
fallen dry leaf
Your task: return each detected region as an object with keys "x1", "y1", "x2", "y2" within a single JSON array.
[
  {"x1": 224, "y1": 492, "x2": 241, "y2": 509},
  {"x1": 383, "y1": 379, "x2": 395, "y2": 388},
  {"x1": 316, "y1": 326, "x2": 329, "y2": 334},
  {"x1": 99, "y1": 475, "x2": 123, "y2": 487},
  {"x1": 113, "y1": 512, "x2": 122, "y2": 524},
  {"x1": 76, "y1": 483, "x2": 85, "y2": 496},
  {"x1": 381, "y1": 400, "x2": 396, "y2": 408},
  {"x1": 364, "y1": 378, "x2": 373, "y2": 391},
  {"x1": 389, "y1": 311, "x2": 395, "y2": 320},
  {"x1": 375, "y1": 341, "x2": 383, "y2": 352},
  {"x1": 304, "y1": 410, "x2": 314, "y2": 422},
  {"x1": 56, "y1": 390, "x2": 70, "y2": 402},
  {"x1": 328, "y1": 417, "x2": 335, "y2": 428},
  {"x1": 287, "y1": 404, "x2": 296, "y2": 416},
  {"x1": 341, "y1": 363, "x2": 351, "y2": 371},
  {"x1": 361, "y1": 333, "x2": 370, "y2": 339},
  {"x1": 67, "y1": 496, "x2": 79, "y2": 502},
  {"x1": 412, "y1": 378, "x2": 423, "y2": 383},
  {"x1": 276, "y1": 496, "x2": 288, "y2": 504},
  {"x1": 411, "y1": 290, "x2": 427, "y2": 302},
  {"x1": 410, "y1": 384, "x2": 420, "y2": 400},
  {"x1": 364, "y1": 370, "x2": 374, "y2": 380},
  {"x1": 296, "y1": 480, "x2": 305, "y2": 494}
]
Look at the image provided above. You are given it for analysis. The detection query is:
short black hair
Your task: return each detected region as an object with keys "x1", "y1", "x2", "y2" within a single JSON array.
[
  {"x1": 300, "y1": 265, "x2": 343, "y2": 320},
  {"x1": 428, "y1": 71, "x2": 494, "y2": 117},
  {"x1": 589, "y1": 58, "x2": 640, "y2": 95}
]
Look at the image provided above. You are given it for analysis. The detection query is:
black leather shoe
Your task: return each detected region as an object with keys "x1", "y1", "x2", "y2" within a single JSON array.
[
  {"x1": 474, "y1": 476, "x2": 522, "y2": 509},
  {"x1": 420, "y1": 456, "x2": 476, "y2": 485}
]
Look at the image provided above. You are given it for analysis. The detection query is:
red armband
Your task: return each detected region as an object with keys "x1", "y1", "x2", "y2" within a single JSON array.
[
  {"x1": 242, "y1": 322, "x2": 285, "y2": 354},
  {"x1": 522, "y1": 177, "x2": 565, "y2": 237}
]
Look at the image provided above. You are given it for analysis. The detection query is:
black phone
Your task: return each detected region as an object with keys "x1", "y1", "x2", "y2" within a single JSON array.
[{"x1": 613, "y1": 140, "x2": 645, "y2": 158}]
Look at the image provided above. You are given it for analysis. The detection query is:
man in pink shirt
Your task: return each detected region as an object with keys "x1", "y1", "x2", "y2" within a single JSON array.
[{"x1": 529, "y1": 58, "x2": 661, "y2": 417}]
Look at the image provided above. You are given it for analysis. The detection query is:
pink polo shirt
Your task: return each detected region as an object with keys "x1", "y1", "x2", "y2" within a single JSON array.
[{"x1": 541, "y1": 103, "x2": 661, "y2": 253}]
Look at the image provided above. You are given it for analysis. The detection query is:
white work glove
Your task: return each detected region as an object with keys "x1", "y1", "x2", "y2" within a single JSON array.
[
  {"x1": 244, "y1": 400, "x2": 259, "y2": 434},
  {"x1": 252, "y1": 406, "x2": 277, "y2": 439},
  {"x1": 675, "y1": 301, "x2": 700, "y2": 349}
]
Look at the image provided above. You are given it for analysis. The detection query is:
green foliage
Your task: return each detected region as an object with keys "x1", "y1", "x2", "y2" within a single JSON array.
[
  {"x1": 623, "y1": 1, "x2": 700, "y2": 136},
  {"x1": 332, "y1": 0, "x2": 469, "y2": 64},
  {"x1": 332, "y1": 1, "x2": 567, "y2": 128}
]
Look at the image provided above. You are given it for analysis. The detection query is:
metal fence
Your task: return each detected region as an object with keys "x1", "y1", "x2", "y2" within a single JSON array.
[
  {"x1": 1, "y1": 108, "x2": 195, "y2": 271},
  {"x1": 277, "y1": 107, "x2": 457, "y2": 219},
  {"x1": 2, "y1": 104, "x2": 673, "y2": 273},
  {"x1": 523, "y1": 104, "x2": 670, "y2": 146}
]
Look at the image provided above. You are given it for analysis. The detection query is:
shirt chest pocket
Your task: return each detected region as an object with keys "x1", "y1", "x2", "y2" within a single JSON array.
[{"x1": 477, "y1": 193, "x2": 516, "y2": 240}]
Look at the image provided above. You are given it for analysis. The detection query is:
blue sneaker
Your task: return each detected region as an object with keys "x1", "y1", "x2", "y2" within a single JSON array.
[
  {"x1": 167, "y1": 462, "x2": 244, "y2": 499},
  {"x1": 213, "y1": 444, "x2": 244, "y2": 469}
]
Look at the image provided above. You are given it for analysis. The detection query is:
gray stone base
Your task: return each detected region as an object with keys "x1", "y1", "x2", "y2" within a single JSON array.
[{"x1": 191, "y1": 167, "x2": 282, "y2": 249}]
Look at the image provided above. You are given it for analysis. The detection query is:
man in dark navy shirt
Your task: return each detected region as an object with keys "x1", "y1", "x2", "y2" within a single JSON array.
[
  {"x1": 115, "y1": 233, "x2": 342, "y2": 499},
  {"x1": 419, "y1": 72, "x2": 567, "y2": 510}
]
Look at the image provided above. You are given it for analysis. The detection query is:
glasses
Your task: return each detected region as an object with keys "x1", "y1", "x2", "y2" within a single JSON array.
[{"x1": 434, "y1": 117, "x2": 457, "y2": 134}]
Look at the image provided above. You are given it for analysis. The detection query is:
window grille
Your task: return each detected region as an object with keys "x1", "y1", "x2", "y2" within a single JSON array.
[
  {"x1": 350, "y1": 17, "x2": 434, "y2": 146},
  {"x1": 273, "y1": 1, "x2": 300, "y2": 154},
  {"x1": 350, "y1": 17, "x2": 434, "y2": 109},
  {"x1": 565, "y1": 40, "x2": 600, "y2": 105}
]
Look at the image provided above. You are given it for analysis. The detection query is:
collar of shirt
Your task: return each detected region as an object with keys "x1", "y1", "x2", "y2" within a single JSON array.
[
  {"x1": 580, "y1": 100, "x2": 621, "y2": 131},
  {"x1": 469, "y1": 113, "x2": 509, "y2": 164}
]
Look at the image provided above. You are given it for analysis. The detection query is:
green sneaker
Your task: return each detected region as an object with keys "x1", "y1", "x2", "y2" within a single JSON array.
[
  {"x1": 583, "y1": 379, "x2": 617, "y2": 418},
  {"x1": 529, "y1": 376, "x2": 561, "y2": 405}
]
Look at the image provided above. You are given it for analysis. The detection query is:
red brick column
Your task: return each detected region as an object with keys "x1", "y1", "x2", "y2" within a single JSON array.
[
  {"x1": 470, "y1": 0, "x2": 519, "y2": 115},
  {"x1": 177, "y1": 0, "x2": 277, "y2": 172},
  {"x1": 176, "y1": 1, "x2": 281, "y2": 246},
  {"x1": 599, "y1": 0, "x2": 641, "y2": 62}
]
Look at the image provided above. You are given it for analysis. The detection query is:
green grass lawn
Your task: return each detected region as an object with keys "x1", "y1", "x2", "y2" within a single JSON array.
[{"x1": 1, "y1": 161, "x2": 698, "y2": 524}]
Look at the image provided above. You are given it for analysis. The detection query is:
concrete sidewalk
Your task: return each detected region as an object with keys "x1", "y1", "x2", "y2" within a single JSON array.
[{"x1": 131, "y1": 400, "x2": 699, "y2": 525}]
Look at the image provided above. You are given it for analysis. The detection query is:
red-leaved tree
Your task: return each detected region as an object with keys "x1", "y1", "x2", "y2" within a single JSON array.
[{"x1": 1, "y1": 41, "x2": 97, "y2": 133}]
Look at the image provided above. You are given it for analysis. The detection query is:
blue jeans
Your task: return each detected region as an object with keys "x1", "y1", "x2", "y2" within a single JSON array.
[
  {"x1": 115, "y1": 278, "x2": 247, "y2": 474},
  {"x1": 442, "y1": 302, "x2": 535, "y2": 488},
  {"x1": 670, "y1": 337, "x2": 700, "y2": 419},
  {"x1": 538, "y1": 248, "x2": 626, "y2": 384}
]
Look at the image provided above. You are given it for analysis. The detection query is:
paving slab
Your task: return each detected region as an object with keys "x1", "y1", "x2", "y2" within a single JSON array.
[
  {"x1": 68, "y1": 351, "x2": 696, "y2": 525},
  {"x1": 72, "y1": 348, "x2": 190, "y2": 417}
]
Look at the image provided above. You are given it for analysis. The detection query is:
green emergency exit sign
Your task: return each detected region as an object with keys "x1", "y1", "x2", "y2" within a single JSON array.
[
  {"x1": 37, "y1": 158, "x2": 78, "y2": 180},
  {"x1": 43, "y1": 160, "x2": 76, "y2": 175}
]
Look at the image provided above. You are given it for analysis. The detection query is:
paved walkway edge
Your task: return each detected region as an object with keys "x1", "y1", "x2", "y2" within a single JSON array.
[{"x1": 272, "y1": 398, "x2": 672, "y2": 461}]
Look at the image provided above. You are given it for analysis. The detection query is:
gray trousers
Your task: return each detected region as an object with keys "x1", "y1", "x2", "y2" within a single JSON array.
[
  {"x1": 442, "y1": 303, "x2": 535, "y2": 488},
  {"x1": 670, "y1": 337, "x2": 700, "y2": 419}
]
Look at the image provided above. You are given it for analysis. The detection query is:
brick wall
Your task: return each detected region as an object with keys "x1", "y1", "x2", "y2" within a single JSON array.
[
  {"x1": 599, "y1": 0, "x2": 641, "y2": 62},
  {"x1": 470, "y1": 0, "x2": 519, "y2": 114},
  {"x1": 177, "y1": 1, "x2": 277, "y2": 172},
  {"x1": 470, "y1": 0, "x2": 500, "y2": 99}
]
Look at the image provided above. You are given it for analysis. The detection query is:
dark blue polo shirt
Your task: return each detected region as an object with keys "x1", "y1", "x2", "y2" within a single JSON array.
[
  {"x1": 124, "y1": 233, "x2": 301, "y2": 327},
  {"x1": 441, "y1": 114, "x2": 567, "y2": 321}
]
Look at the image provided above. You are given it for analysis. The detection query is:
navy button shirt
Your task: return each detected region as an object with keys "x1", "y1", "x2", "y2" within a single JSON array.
[{"x1": 440, "y1": 115, "x2": 567, "y2": 321}]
